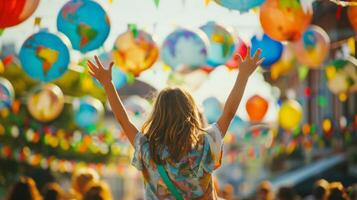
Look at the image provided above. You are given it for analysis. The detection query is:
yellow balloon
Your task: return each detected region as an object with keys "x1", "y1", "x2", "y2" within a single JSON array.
[
  {"x1": 278, "y1": 100, "x2": 303, "y2": 130},
  {"x1": 0, "y1": 59, "x2": 4, "y2": 74},
  {"x1": 322, "y1": 119, "x2": 332, "y2": 132}
]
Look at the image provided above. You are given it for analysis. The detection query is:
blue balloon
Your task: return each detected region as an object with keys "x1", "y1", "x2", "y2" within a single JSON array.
[
  {"x1": 251, "y1": 34, "x2": 283, "y2": 69},
  {"x1": 93, "y1": 67, "x2": 127, "y2": 90},
  {"x1": 0, "y1": 78, "x2": 15, "y2": 109},
  {"x1": 202, "y1": 97, "x2": 222, "y2": 124},
  {"x1": 214, "y1": 0, "x2": 265, "y2": 12},
  {"x1": 19, "y1": 31, "x2": 70, "y2": 82},
  {"x1": 161, "y1": 28, "x2": 208, "y2": 71},
  {"x1": 57, "y1": 0, "x2": 110, "y2": 53},
  {"x1": 73, "y1": 96, "x2": 104, "y2": 129},
  {"x1": 200, "y1": 21, "x2": 235, "y2": 67},
  {"x1": 228, "y1": 116, "x2": 247, "y2": 138}
]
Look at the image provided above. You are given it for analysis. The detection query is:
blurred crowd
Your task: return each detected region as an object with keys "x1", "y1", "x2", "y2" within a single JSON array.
[{"x1": 3, "y1": 169, "x2": 357, "y2": 200}]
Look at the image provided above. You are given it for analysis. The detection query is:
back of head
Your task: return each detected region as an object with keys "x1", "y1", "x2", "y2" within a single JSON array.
[
  {"x1": 257, "y1": 181, "x2": 274, "y2": 200},
  {"x1": 7, "y1": 176, "x2": 41, "y2": 200},
  {"x1": 71, "y1": 168, "x2": 99, "y2": 196},
  {"x1": 313, "y1": 179, "x2": 329, "y2": 200},
  {"x1": 277, "y1": 186, "x2": 296, "y2": 200},
  {"x1": 42, "y1": 182, "x2": 64, "y2": 200},
  {"x1": 143, "y1": 87, "x2": 203, "y2": 163},
  {"x1": 328, "y1": 182, "x2": 348, "y2": 200},
  {"x1": 83, "y1": 181, "x2": 112, "y2": 200}
]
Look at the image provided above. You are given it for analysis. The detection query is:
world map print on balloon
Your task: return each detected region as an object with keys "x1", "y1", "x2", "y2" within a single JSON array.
[
  {"x1": 57, "y1": 0, "x2": 110, "y2": 53},
  {"x1": 112, "y1": 29, "x2": 159, "y2": 76},
  {"x1": 161, "y1": 28, "x2": 208, "y2": 72},
  {"x1": 200, "y1": 21, "x2": 235, "y2": 67},
  {"x1": 19, "y1": 31, "x2": 70, "y2": 82},
  {"x1": 0, "y1": 78, "x2": 15, "y2": 109},
  {"x1": 213, "y1": 0, "x2": 265, "y2": 12}
]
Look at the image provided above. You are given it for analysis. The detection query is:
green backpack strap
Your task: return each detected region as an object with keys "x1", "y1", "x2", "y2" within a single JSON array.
[{"x1": 157, "y1": 164, "x2": 184, "y2": 200}]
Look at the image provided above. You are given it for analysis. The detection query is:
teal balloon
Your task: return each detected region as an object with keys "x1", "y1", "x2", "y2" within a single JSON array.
[
  {"x1": 228, "y1": 116, "x2": 246, "y2": 137},
  {"x1": 203, "y1": 97, "x2": 222, "y2": 124},
  {"x1": 73, "y1": 96, "x2": 104, "y2": 129},
  {"x1": 19, "y1": 31, "x2": 70, "y2": 82},
  {"x1": 161, "y1": 28, "x2": 208, "y2": 71},
  {"x1": 214, "y1": 0, "x2": 265, "y2": 12},
  {"x1": 0, "y1": 78, "x2": 15, "y2": 109},
  {"x1": 57, "y1": 0, "x2": 110, "y2": 53},
  {"x1": 200, "y1": 21, "x2": 235, "y2": 67},
  {"x1": 251, "y1": 34, "x2": 283, "y2": 69}
]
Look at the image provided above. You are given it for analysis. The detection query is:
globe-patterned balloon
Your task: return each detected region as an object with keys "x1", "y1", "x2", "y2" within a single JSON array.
[
  {"x1": 73, "y1": 96, "x2": 104, "y2": 129},
  {"x1": 57, "y1": 0, "x2": 110, "y2": 53},
  {"x1": 251, "y1": 34, "x2": 283, "y2": 69},
  {"x1": 200, "y1": 21, "x2": 235, "y2": 67},
  {"x1": 161, "y1": 28, "x2": 208, "y2": 71},
  {"x1": 27, "y1": 84, "x2": 64, "y2": 122},
  {"x1": 19, "y1": 31, "x2": 70, "y2": 82},
  {"x1": 112, "y1": 29, "x2": 159, "y2": 76},
  {"x1": 0, "y1": 78, "x2": 15, "y2": 109},
  {"x1": 213, "y1": 0, "x2": 265, "y2": 12}
]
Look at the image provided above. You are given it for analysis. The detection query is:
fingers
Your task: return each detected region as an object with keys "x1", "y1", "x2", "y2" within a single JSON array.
[
  {"x1": 252, "y1": 48, "x2": 262, "y2": 61},
  {"x1": 87, "y1": 60, "x2": 98, "y2": 73},
  {"x1": 247, "y1": 46, "x2": 251, "y2": 59},
  {"x1": 256, "y1": 58, "x2": 265, "y2": 66},
  {"x1": 88, "y1": 68, "x2": 95, "y2": 77},
  {"x1": 237, "y1": 54, "x2": 243, "y2": 66},
  {"x1": 109, "y1": 61, "x2": 114, "y2": 71},
  {"x1": 94, "y1": 55, "x2": 104, "y2": 69}
]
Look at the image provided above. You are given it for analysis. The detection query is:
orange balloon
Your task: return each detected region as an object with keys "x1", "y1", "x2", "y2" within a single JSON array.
[
  {"x1": 260, "y1": 0, "x2": 313, "y2": 41},
  {"x1": 348, "y1": 7, "x2": 357, "y2": 33},
  {"x1": 246, "y1": 95, "x2": 269, "y2": 122}
]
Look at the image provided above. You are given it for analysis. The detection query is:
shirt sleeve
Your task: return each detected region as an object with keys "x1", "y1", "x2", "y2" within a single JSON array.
[
  {"x1": 201, "y1": 123, "x2": 223, "y2": 173},
  {"x1": 131, "y1": 132, "x2": 148, "y2": 171}
]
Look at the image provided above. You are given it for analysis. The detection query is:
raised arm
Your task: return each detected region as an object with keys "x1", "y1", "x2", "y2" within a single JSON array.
[
  {"x1": 87, "y1": 56, "x2": 138, "y2": 145},
  {"x1": 217, "y1": 47, "x2": 263, "y2": 136}
]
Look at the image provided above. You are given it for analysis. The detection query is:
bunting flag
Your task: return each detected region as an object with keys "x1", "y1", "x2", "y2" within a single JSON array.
[
  {"x1": 154, "y1": 0, "x2": 160, "y2": 8},
  {"x1": 0, "y1": 29, "x2": 4, "y2": 36},
  {"x1": 347, "y1": 37, "x2": 355, "y2": 56},
  {"x1": 34, "y1": 17, "x2": 42, "y2": 27}
]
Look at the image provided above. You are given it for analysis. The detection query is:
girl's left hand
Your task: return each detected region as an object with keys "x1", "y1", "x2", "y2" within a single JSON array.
[{"x1": 87, "y1": 55, "x2": 114, "y2": 86}]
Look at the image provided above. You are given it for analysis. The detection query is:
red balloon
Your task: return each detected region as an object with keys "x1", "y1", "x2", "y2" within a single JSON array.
[
  {"x1": 0, "y1": 0, "x2": 40, "y2": 29},
  {"x1": 259, "y1": 0, "x2": 312, "y2": 41},
  {"x1": 246, "y1": 95, "x2": 268, "y2": 122},
  {"x1": 226, "y1": 37, "x2": 248, "y2": 69},
  {"x1": 348, "y1": 7, "x2": 357, "y2": 33}
]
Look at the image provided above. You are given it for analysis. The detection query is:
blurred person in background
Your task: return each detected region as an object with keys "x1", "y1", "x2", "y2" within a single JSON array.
[
  {"x1": 70, "y1": 168, "x2": 99, "y2": 199},
  {"x1": 6, "y1": 176, "x2": 42, "y2": 200},
  {"x1": 42, "y1": 182, "x2": 65, "y2": 200},
  {"x1": 256, "y1": 180, "x2": 274, "y2": 200},
  {"x1": 305, "y1": 179, "x2": 330, "y2": 200},
  {"x1": 276, "y1": 186, "x2": 299, "y2": 200},
  {"x1": 83, "y1": 181, "x2": 113, "y2": 200},
  {"x1": 328, "y1": 182, "x2": 349, "y2": 200}
]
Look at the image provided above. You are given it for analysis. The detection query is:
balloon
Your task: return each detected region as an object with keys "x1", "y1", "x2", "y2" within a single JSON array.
[
  {"x1": 260, "y1": 0, "x2": 312, "y2": 41},
  {"x1": 322, "y1": 119, "x2": 332, "y2": 133},
  {"x1": 57, "y1": 0, "x2": 110, "y2": 53},
  {"x1": 200, "y1": 21, "x2": 235, "y2": 67},
  {"x1": 0, "y1": 78, "x2": 15, "y2": 109},
  {"x1": 27, "y1": 84, "x2": 64, "y2": 122},
  {"x1": 213, "y1": 0, "x2": 265, "y2": 12},
  {"x1": 292, "y1": 26, "x2": 330, "y2": 68},
  {"x1": 251, "y1": 34, "x2": 283, "y2": 68},
  {"x1": 0, "y1": 0, "x2": 40, "y2": 29},
  {"x1": 112, "y1": 29, "x2": 159, "y2": 76},
  {"x1": 161, "y1": 28, "x2": 208, "y2": 72},
  {"x1": 246, "y1": 95, "x2": 269, "y2": 122},
  {"x1": 226, "y1": 36, "x2": 248, "y2": 69},
  {"x1": 278, "y1": 99, "x2": 303, "y2": 130},
  {"x1": 19, "y1": 31, "x2": 70, "y2": 82},
  {"x1": 348, "y1": 6, "x2": 357, "y2": 33},
  {"x1": 0, "y1": 60, "x2": 4, "y2": 74},
  {"x1": 202, "y1": 97, "x2": 222, "y2": 124},
  {"x1": 73, "y1": 96, "x2": 104, "y2": 129},
  {"x1": 270, "y1": 44, "x2": 295, "y2": 80},
  {"x1": 228, "y1": 115, "x2": 247, "y2": 137},
  {"x1": 326, "y1": 60, "x2": 357, "y2": 94},
  {"x1": 123, "y1": 96, "x2": 152, "y2": 127}
]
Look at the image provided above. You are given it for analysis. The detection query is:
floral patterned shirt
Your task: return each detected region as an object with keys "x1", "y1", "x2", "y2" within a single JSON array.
[{"x1": 131, "y1": 123, "x2": 223, "y2": 200}]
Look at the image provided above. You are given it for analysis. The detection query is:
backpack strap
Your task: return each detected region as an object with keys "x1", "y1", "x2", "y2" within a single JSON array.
[{"x1": 157, "y1": 164, "x2": 184, "y2": 200}]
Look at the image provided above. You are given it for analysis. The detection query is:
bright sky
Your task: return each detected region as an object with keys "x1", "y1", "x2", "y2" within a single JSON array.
[{"x1": 0, "y1": 0, "x2": 278, "y2": 122}]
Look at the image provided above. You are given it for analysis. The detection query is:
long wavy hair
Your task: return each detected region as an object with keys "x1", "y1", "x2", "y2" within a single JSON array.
[{"x1": 142, "y1": 87, "x2": 203, "y2": 164}]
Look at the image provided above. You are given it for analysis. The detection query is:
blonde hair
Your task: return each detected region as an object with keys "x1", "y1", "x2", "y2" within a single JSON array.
[{"x1": 142, "y1": 87, "x2": 203, "y2": 163}]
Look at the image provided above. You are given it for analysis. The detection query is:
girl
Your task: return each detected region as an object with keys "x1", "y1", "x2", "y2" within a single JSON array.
[{"x1": 87, "y1": 47, "x2": 263, "y2": 200}]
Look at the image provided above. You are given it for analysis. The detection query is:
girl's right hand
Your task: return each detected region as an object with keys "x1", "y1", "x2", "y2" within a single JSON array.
[
  {"x1": 236, "y1": 47, "x2": 264, "y2": 79},
  {"x1": 87, "y1": 55, "x2": 114, "y2": 86}
]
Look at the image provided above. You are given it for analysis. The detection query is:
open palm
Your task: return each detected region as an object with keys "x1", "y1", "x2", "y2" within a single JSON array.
[
  {"x1": 87, "y1": 55, "x2": 113, "y2": 85},
  {"x1": 237, "y1": 47, "x2": 264, "y2": 77}
]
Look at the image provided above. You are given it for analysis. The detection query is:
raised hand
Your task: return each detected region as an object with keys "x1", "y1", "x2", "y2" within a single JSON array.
[
  {"x1": 236, "y1": 47, "x2": 264, "y2": 78},
  {"x1": 87, "y1": 55, "x2": 114, "y2": 86}
]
